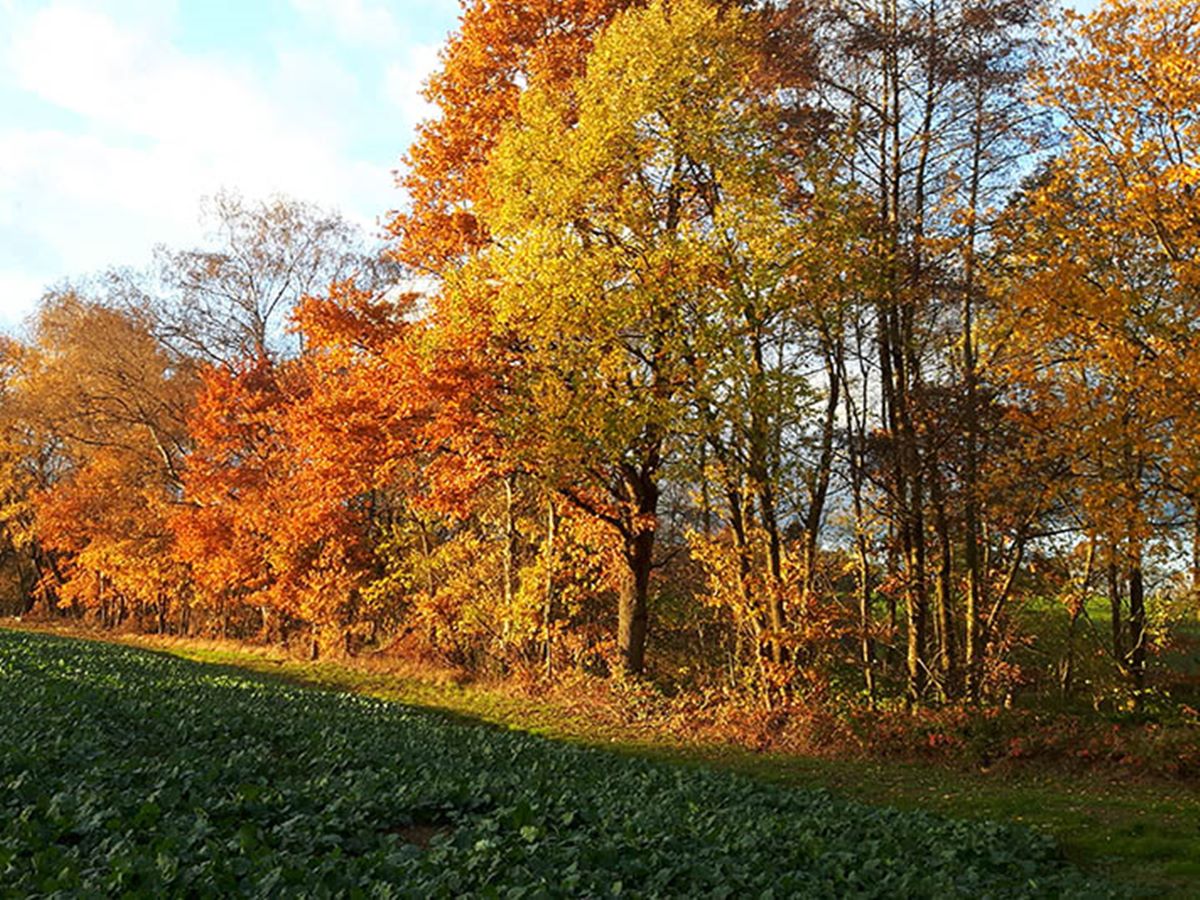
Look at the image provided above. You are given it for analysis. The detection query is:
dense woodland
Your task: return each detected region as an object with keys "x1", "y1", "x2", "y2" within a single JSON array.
[{"x1": 2, "y1": 0, "x2": 1198, "y2": 725}]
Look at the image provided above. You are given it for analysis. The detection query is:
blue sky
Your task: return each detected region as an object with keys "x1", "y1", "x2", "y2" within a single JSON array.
[{"x1": 0, "y1": 0, "x2": 461, "y2": 330}]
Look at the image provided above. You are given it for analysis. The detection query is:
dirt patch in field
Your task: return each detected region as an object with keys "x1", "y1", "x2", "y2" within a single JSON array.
[{"x1": 383, "y1": 822, "x2": 453, "y2": 849}]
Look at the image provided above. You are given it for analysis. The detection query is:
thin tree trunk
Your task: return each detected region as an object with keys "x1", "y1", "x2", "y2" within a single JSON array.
[
  {"x1": 1127, "y1": 553, "x2": 1147, "y2": 704},
  {"x1": 1061, "y1": 541, "x2": 1095, "y2": 698},
  {"x1": 543, "y1": 497, "x2": 557, "y2": 678},
  {"x1": 903, "y1": 487, "x2": 929, "y2": 706},
  {"x1": 728, "y1": 486, "x2": 759, "y2": 650},
  {"x1": 1107, "y1": 557, "x2": 1125, "y2": 670},
  {"x1": 417, "y1": 518, "x2": 436, "y2": 600},
  {"x1": 801, "y1": 345, "x2": 841, "y2": 608},
  {"x1": 758, "y1": 482, "x2": 786, "y2": 665},
  {"x1": 961, "y1": 56, "x2": 988, "y2": 705},
  {"x1": 841, "y1": 349, "x2": 877, "y2": 705},
  {"x1": 503, "y1": 473, "x2": 518, "y2": 614},
  {"x1": 931, "y1": 475, "x2": 956, "y2": 699},
  {"x1": 748, "y1": 324, "x2": 786, "y2": 665},
  {"x1": 1192, "y1": 504, "x2": 1200, "y2": 593}
]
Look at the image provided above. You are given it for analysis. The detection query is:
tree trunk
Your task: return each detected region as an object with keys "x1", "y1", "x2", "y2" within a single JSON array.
[
  {"x1": 931, "y1": 479, "x2": 956, "y2": 699},
  {"x1": 747, "y1": 322, "x2": 786, "y2": 665},
  {"x1": 1107, "y1": 558, "x2": 1125, "y2": 672},
  {"x1": 543, "y1": 497, "x2": 557, "y2": 678},
  {"x1": 503, "y1": 473, "x2": 518, "y2": 615},
  {"x1": 857, "y1": 527, "x2": 876, "y2": 705},
  {"x1": 418, "y1": 518, "x2": 437, "y2": 599},
  {"x1": 1127, "y1": 555, "x2": 1147, "y2": 702},
  {"x1": 1061, "y1": 541, "x2": 1095, "y2": 698},
  {"x1": 728, "y1": 487, "x2": 754, "y2": 617},
  {"x1": 758, "y1": 482, "x2": 786, "y2": 665},
  {"x1": 1192, "y1": 505, "x2": 1200, "y2": 594},
  {"x1": 800, "y1": 344, "x2": 841, "y2": 614},
  {"x1": 618, "y1": 527, "x2": 654, "y2": 676},
  {"x1": 904, "y1": 516, "x2": 929, "y2": 706},
  {"x1": 961, "y1": 63, "x2": 986, "y2": 707}
]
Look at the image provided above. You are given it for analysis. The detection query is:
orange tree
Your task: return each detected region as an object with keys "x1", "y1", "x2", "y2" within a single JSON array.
[
  {"x1": 987, "y1": 0, "x2": 1200, "y2": 700},
  {"x1": 15, "y1": 293, "x2": 194, "y2": 628}
]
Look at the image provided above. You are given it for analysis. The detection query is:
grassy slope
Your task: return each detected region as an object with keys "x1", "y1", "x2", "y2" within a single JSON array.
[{"x1": 4, "y1": 621, "x2": 1197, "y2": 896}]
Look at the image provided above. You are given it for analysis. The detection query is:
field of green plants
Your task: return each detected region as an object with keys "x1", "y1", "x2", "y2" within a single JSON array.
[{"x1": 0, "y1": 630, "x2": 1118, "y2": 897}]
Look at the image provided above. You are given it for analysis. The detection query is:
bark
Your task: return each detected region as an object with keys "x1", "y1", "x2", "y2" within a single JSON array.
[
  {"x1": 961, "y1": 72, "x2": 986, "y2": 706},
  {"x1": 903, "y1": 496, "x2": 930, "y2": 706},
  {"x1": 543, "y1": 497, "x2": 557, "y2": 678},
  {"x1": 931, "y1": 475, "x2": 956, "y2": 698},
  {"x1": 618, "y1": 527, "x2": 654, "y2": 676},
  {"x1": 801, "y1": 346, "x2": 841, "y2": 608},
  {"x1": 728, "y1": 487, "x2": 757, "y2": 634},
  {"x1": 502, "y1": 473, "x2": 518, "y2": 614},
  {"x1": 1060, "y1": 542, "x2": 1095, "y2": 698},
  {"x1": 1192, "y1": 502, "x2": 1200, "y2": 594},
  {"x1": 1127, "y1": 555, "x2": 1147, "y2": 701},
  {"x1": 1107, "y1": 558, "x2": 1125, "y2": 669},
  {"x1": 857, "y1": 534, "x2": 877, "y2": 705},
  {"x1": 417, "y1": 518, "x2": 437, "y2": 600},
  {"x1": 840, "y1": 348, "x2": 877, "y2": 704},
  {"x1": 748, "y1": 323, "x2": 786, "y2": 664},
  {"x1": 757, "y1": 481, "x2": 787, "y2": 665},
  {"x1": 615, "y1": 459, "x2": 660, "y2": 676}
]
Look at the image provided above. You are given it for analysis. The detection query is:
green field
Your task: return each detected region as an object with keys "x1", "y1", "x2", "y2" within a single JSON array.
[{"x1": 0, "y1": 630, "x2": 1119, "y2": 897}]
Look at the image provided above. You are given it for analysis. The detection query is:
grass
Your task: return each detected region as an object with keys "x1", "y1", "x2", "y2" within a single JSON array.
[
  {"x1": 3, "y1": 628, "x2": 1120, "y2": 897},
  {"x1": 4, "y1": 618, "x2": 1198, "y2": 895}
]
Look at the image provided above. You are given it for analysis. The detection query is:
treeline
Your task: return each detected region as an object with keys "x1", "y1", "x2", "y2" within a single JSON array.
[{"x1": 2, "y1": 0, "x2": 1198, "y2": 713}]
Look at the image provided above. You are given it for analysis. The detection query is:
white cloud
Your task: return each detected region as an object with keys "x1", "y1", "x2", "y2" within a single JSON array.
[
  {"x1": 0, "y1": 271, "x2": 49, "y2": 333},
  {"x1": 0, "y1": 1, "x2": 419, "y2": 327},
  {"x1": 384, "y1": 42, "x2": 442, "y2": 130},
  {"x1": 289, "y1": 0, "x2": 404, "y2": 47},
  {"x1": 11, "y1": 5, "x2": 286, "y2": 158}
]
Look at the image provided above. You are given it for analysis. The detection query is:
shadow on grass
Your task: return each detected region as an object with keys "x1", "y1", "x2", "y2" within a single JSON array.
[{"x1": 5, "y1": 621, "x2": 1198, "y2": 897}]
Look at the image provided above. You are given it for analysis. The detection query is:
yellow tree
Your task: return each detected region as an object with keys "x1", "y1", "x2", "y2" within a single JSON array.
[{"x1": 468, "y1": 0, "x2": 827, "y2": 674}]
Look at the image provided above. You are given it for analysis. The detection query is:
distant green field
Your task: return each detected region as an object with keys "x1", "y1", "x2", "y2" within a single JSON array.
[{"x1": 0, "y1": 631, "x2": 1117, "y2": 898}]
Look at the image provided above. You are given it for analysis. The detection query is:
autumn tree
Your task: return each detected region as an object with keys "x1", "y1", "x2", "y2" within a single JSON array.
[
  {"x1": 454, "y1": 0, "x2": 829, "y2": 675},
  {"x1": 989, "y1": 0, "x2": 1200, "y2": 701},
  {"x1": 391, "y1": 0, "x2": 636, "y2": 272},
  {"x1": 0, "y1": 338, "x2": 63, "y2": 614},
  {"x1": 14, "y1": 292, "x2": 195, "y2": 628},
  {"x1": 150, "y1": 190, "x2": 394, "y2": 364},
  {"x1": 173, "y1": 284, "x2": 408, "y2": 651},
  {"x1": 152, "y1": 191, "x2": 397, "y2": 647},
  {"x1": 809, "y1": 0, "x2": 1045, "y2": 702}
]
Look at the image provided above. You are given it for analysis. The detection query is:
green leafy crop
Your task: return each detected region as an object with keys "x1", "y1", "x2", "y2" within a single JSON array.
[{"x1": 0, "y1": 631, "x2": 1118, "y2": 898}]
